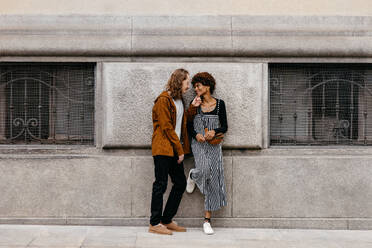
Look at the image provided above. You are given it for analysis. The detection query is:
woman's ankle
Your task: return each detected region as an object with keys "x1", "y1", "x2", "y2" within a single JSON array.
[{"x1": 204, "y1": 217, "x2": 211, "y2": 223}]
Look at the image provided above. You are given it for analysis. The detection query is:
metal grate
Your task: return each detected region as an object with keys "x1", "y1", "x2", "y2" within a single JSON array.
[
  {"x1": 0, "y1": 63, "x2": 95, "y2": 145},
  {"x1": 270, "y1": 64, "x2": 372, "y2": 146}
]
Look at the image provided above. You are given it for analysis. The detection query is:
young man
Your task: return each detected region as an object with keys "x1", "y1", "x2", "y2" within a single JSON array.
[{"x1": 149, "y1": 68, "x2": 201, "y2": 235}]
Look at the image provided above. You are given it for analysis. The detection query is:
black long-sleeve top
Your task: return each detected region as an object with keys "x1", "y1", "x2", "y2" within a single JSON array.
[{"x1": 187, "y1": 99, "x2": 228, "y2": 139}]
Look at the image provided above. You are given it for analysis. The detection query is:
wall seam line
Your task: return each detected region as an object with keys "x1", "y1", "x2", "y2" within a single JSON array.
[
  {"x1": 231, "y1": 156, "x2": 234, "y2": 218},
  {"x1": 230, "y1": 15, "x2": 233, "y2": 56},
  {"x1": 130, "y1": 16, "x2": 133, "y2": 56}
]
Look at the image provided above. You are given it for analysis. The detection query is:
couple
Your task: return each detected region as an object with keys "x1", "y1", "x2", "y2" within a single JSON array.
[{"x1": 149, "y1": 68, "x2": 228, "y2": 235}]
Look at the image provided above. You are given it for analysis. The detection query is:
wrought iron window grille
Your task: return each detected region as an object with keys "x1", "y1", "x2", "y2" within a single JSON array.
[
  {"x1": 0, "y1": 63, "x2": 95, "y2": 145},
  {"x1": 270, "y1": 64, "x2": 372, "y2": 146}
]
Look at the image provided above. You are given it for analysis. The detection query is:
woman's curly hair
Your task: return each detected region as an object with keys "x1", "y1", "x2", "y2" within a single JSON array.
[
  {"x1": 166, "y1": 68, "x2": 189, "y2": 99},
  {"x1": 191, "y1": 72, "x2": 216, "y2": 94}
]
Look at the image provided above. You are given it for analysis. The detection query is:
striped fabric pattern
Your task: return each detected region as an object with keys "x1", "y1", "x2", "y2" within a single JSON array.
[{"x1": 190, "y1": 99, "x2": 227, "y2": 211}]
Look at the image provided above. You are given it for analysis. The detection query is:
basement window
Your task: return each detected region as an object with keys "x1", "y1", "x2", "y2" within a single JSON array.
[
  {"x1": 270, "y1": 64, "x2": 372, "y2": 146},
  {"x1": 0, "y1": 63, "x2": 95, "y2": 144}
]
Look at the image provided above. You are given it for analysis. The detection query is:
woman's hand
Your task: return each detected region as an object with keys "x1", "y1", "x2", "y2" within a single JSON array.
[
  {"x1": 191, "y1": 96, "x2": 202, "y2": 107},
  {"x1": 196, "y1": 133, "x2": 206, "y2": 143},
  {"x1": 204, "y1": 130, "x2": 215, "y2": 140},
  {"x1": 178, "y1": 154, "x2": 184, "y2": 164}
]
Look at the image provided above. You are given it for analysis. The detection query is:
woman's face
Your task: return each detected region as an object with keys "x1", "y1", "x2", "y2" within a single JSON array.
[
  {"x1": 181, "y1": 74, "x2": 190, "y2": 94},
  {"x1": 193, "y1": 82, "x2": 210, "y2": 97}
]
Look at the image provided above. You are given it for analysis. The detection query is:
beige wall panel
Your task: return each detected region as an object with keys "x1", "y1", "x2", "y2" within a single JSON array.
[
  {"x1": 102, "y1": 62, "x2": 265, "y2": 149},
  {"x1": 0, "y1": 0, "x2": 371, "y2": 16}
]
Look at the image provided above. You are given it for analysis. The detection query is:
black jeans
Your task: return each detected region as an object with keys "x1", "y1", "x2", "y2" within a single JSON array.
[{"x1": 150, "y1": 155, "x2": 186, "y2": 226}]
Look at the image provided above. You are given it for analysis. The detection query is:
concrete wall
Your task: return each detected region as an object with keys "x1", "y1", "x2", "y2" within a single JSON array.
[
  {"x1": 2, "y1": 148, "x2": 372, "y2": 229},
  {"x1": 1, "y1": 14, "x2": 372, "y2": 229},
  {"x1": 1, "y1": 0, "x2": 371, "y2": 16},
  {"x1": 2, "y1": 60, "x2": 372, "y2": 229}
]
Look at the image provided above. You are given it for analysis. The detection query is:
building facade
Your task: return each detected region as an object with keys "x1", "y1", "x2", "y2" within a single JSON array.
[{"x1": 1, "y1": 1, "x2": 372, "y2": 229}]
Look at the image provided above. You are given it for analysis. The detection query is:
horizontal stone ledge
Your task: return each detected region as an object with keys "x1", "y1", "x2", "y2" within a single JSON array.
[
  {"x1": 101, "y1": 144, "x2": 262, "y2": 149},
  {"x1": 2, "y1": 217, "x2": 372, "y2": 229},
  {"x1": 1, "y1": 15, "x2": 372, "y2": 57}
]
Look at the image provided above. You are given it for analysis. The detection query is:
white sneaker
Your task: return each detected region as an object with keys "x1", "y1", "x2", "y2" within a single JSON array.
[
  {"x1": 186, "y1": 169, "x2": 195, "y2": 193},
  {"x1": 203, "y1": 222, "x2": 214, "y2": 235}
]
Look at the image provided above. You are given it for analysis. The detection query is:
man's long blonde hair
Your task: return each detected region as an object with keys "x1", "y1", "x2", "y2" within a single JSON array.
[{"x1": 166, "y1": 68, "x2": 189, "y2": 99}]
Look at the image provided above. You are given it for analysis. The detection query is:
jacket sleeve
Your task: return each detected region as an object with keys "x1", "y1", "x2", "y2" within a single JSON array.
[
  {"x1": 154, "y1": 97, "x2": 184, "y2": 156},
  {"x1": 186, "y1": 102, "x2": 198, "y2": 139},
  {"x1": 213, "y1": 100, "x2": 228, "y2": 134},
  {"x1": 185, "y1": 103, "x2": 197, "y2": 122},
  {"x1": 187, "y1": 116, "x2": 197, "y2": 139}
]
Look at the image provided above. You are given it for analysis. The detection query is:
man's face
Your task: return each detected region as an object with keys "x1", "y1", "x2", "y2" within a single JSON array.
[{"x1": 181, "y1": 74, "x2": 190, "y2": 94}]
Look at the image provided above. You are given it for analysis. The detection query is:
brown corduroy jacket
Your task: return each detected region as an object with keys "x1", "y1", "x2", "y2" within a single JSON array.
[{"x1": 152, "y1": 91, "x2": 197, "y2": 157}]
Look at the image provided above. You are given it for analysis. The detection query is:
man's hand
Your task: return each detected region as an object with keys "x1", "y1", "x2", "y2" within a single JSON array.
[
  {"x1": 196, "y1": 133, "x2": 206, "y2": 143},
  {"x1": 177, "y1": 154, "x2": 184, "y2": 164},
  {"x1": 204, "y1": 130, "x2": 215, "y2": 141},
  {"x1": 191, "y1": 96, "x2": 202, "y2": 107}
]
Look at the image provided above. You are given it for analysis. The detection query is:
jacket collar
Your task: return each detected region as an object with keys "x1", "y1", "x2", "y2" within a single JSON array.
[{"x1": 155, "y1": 91, "x2": 172, "y2": 102}]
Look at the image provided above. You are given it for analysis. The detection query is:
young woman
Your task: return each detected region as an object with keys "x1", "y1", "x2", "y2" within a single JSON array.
[
  {"x1": 186, "y1": 72, "x2": 228, "y2": 235},
  {"x1": 149, "y1": 68, "x2": 201, "y2": 235}
]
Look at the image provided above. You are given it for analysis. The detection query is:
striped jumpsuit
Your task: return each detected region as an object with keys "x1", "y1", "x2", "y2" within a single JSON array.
[{"x1": 190, "y1": 99, "x2": 227, "y2": 211}]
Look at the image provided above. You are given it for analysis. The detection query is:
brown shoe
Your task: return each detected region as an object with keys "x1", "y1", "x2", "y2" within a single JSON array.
[
  {"x1": 149, "y1": 224, "x2": 173, "y2": 235},
  {"x1": 162, "y1": 221, "x2": 186, "y2": 232}
]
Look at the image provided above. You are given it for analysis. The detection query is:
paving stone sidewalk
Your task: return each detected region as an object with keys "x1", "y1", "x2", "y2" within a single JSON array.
[{"x1": 1, "y1": 224, "x2": 372, "y2": 248}]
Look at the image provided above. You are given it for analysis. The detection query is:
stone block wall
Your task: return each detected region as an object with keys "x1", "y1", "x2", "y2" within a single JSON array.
[{"x1": 1, "y1": 15, "x2": 372, "y2": 229}]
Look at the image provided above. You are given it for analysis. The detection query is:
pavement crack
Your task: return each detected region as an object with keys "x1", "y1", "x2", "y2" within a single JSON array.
[{"x1": 26, "y1": 236, "x2": 37, "y2": 247}]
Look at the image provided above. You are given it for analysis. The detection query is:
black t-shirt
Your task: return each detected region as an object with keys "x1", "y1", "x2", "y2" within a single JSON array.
[{"x1": 187, "y1": 99, "x2": 228, "y2": 139}]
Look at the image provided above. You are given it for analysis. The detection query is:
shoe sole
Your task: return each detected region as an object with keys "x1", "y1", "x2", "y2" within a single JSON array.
[
  {"x1": 167, "y1": 228, "x2": 186, "y2": 232},
  {"x1": 149, "y1": 229, "x2": 173, "y2": 235}
]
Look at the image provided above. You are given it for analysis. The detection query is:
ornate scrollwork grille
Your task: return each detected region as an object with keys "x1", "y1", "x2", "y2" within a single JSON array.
[
  {"x1": 270, "y1": 64, "x2": 372, "y2": 146},
  {"x1": 0, "y1": 63, "x2": 95, "y2": 144}
]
